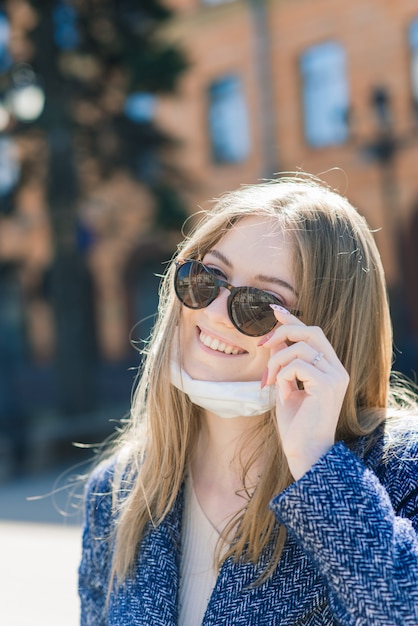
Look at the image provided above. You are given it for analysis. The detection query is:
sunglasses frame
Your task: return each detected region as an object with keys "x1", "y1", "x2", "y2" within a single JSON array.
[{"x1": 174, "y1": 258, "x2": 299, "y2": 337}]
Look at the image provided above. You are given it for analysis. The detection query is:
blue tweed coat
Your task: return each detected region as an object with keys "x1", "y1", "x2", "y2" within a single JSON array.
[{"x1": 79, "y1": 425, "x2": 418, "y2": 625}]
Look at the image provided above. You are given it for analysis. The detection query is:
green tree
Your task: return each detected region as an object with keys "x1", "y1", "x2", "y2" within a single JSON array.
[{"x1": 27, "y1": 0, "x2": 188, "y2": 415}]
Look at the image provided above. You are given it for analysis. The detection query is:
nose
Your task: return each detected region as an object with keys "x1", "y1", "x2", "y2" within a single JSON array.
[{"x1": 203, "y1": 286, "x2": 233, "y2": 327}]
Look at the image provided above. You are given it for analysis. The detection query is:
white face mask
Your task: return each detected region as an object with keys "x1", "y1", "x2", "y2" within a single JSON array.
[{"x1": 170, "y1": 361, "x2": 275, "y2": 419}]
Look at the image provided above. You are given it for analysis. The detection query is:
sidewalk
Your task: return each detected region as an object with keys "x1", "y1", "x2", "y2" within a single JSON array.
[{"x1": 0, "y1": 465, "x2": 84, "y2": 626}]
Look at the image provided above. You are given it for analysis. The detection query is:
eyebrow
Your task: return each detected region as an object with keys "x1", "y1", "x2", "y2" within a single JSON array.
[{"x1": 207, "y1": 249, "x2": 298, "y2": 296}]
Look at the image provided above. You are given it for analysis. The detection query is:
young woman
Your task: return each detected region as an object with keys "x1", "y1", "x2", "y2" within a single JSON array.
[{"x1": 79, "y1": 175, "x2": 418, "y2": 625}]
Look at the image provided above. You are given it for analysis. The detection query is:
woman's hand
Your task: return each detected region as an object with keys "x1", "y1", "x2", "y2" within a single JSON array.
[{"x1": 259, "y1": 305, "x2": 350, "y2": 480}]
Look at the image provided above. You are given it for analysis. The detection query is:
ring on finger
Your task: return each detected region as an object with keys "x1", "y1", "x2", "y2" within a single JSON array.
[{"x1": 312, "y1": 351, "x2": 324, "y2": 367}]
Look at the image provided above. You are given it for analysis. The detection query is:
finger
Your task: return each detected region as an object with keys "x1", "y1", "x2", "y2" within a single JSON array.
[
  {"x1": 276, "y1": 357, "x2": 349, "y2": 402},
  {"x1": 263, "y1": 325, "x2": 337, "y2": 366},
  {"x1": 276, "y1": 377, "x2": 298, "y2": 405},
  {"x1": 270, "y1": 304, "x2": 305, "y2": 327},
  {"x1": 264, "y1": 305, "x2": 347, "y2": 375},
  {"x1": 275, "y1": 360, "x2": 326, "y2": 399},
  {"x1": 262, "y1": 308, "x2": 341, "y2": 369},
  {"x1": 257, "y1": 304, "x2": 305, "y2": 347},
  {"x1": 266, "y1": 343, "x2": 329, "y2": 384},
  {"x1": 263, "y1": 319, "x2": 324, "y2": 350}
]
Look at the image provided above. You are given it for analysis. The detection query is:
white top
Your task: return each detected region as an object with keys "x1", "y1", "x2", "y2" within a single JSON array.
[{"x1": 179, "y1": 476, "x2": 220, "y2": 626}]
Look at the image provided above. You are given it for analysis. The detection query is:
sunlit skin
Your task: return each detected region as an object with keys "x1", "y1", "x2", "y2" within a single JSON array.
[
  {"x1": 178, "y1": 216, "x2": 349, "y2": 530},
  {"x1": 261, "y1": 305, "x2": 349, "y2": 480},
  {"x1": 179, "y1": 217, "x2": 298, "y2": 384}
]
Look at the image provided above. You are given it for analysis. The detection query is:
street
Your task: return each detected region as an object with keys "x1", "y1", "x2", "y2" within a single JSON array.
[{"x1": 0, "y1": 465, "x2": 83, "y2": 625}]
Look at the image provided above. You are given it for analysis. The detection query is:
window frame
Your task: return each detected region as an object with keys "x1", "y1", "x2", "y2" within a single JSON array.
[
  {"x1": 299, "y1": 40, "x2": 350, "y2": 148},
  {"x1": 207, "y1": 74, "x2": 251, "y2": 165}
]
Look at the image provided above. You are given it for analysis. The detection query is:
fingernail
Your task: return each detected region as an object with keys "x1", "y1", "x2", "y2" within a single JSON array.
[
  {"x1": 260, "y1": 367, "x2": 269, "y2": 389},
  {"x1": 270, "y1": 304, "x2": 290, "y2": 314},
  {"x1": 278, "y1": 387, "x2": 285, "y2": 406}
]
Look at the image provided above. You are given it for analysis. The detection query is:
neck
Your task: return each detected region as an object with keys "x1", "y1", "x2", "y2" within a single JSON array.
[{"x1": 192, "y1": 410, "x2": 264, "y2": 490}]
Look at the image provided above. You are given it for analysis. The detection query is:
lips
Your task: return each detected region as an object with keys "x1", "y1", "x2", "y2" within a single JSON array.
[{"x1": 199, "y1": 329, "x2": 246, "y2": 355}]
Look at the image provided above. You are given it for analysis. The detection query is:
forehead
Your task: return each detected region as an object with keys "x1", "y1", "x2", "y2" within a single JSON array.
[
  {"x1": 208, "y1": 216, "x2": 295, "y2": 283},
  {"x1": 215, "y1": 216, "x2": 292, "y2": 258}
]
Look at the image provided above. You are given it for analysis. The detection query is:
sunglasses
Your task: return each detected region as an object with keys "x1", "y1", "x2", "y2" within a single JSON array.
[{"x1": 174, "y1": 259, "x2": 300, "y2": 337}]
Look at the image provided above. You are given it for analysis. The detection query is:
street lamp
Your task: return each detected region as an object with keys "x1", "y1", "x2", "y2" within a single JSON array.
[
  {"x1": 0, "y1": 63, "x2": 45, "y2": 212},
  {"x1": 363, "y1": 85, "x2": 413, "y2": 355},
  {"x1": 0, "y1": 63, "x2": 45, "y2": 131},
  {"x1": 365, "y1": 87, "x2": 400, "y2": 224}
]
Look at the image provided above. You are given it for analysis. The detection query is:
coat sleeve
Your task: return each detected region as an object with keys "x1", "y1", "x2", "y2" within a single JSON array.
[
  {"x1": 270, "y1": 438, "x2": 418, "y2": 625},
  {"x1": 78, "y1": 460, "x2": 115, "y2": 626}
]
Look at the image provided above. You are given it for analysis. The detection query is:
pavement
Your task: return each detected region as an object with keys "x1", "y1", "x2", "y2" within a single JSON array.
[{"x1": 0, "y1": 464, "x2": 84, "y2": 626}]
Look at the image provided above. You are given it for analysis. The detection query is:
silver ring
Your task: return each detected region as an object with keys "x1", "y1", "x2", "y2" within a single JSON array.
[{"x1": 312, "y1": 352, "x2": 324, "y2": 366}]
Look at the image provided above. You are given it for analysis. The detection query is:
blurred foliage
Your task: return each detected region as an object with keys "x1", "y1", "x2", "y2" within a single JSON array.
[
  {"x1": 28, "y1": 0, "x2": 189, "y2": 229},
  {"x1": 0, "y1": 0, "x2": 190, "y2": 416}
]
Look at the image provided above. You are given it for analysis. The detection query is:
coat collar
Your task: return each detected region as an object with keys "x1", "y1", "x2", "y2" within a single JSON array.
[
  {"x1": 108, "y1": 483, "x2": 326, "y2": 625},
  {"x1": 108, "y1": 485, "x2": 184, "y2": 626}
]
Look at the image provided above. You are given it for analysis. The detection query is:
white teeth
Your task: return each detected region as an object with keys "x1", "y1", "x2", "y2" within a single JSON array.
[{"x1": 199, "y1": 331, "x2": 243, "y2": 355}]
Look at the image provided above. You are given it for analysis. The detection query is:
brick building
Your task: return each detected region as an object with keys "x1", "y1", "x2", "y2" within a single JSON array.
[
  {"x1": 157, "y1": 0, "x2": 418, "y2": 351},
  {"x1": 2, "y1": 0, "x2": 418, "y2": 372}
]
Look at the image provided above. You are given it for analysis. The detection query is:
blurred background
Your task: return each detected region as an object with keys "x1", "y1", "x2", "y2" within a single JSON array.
[{"x1": 0, "y1": 0, "x2": 418, "y2": 481}]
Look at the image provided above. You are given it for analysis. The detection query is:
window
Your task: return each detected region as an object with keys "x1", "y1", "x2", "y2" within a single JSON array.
[
  {"x1": 208, "y1": 75, "x2": 250, "y2": 164},
  {"x1": 0, "y1": 137, "x2": 19, "y2": 198},
  {"x1": 0, "y1": 11, "x2": 11, "y2": 72},
  {"x1": 202, "y1": 0, "x2": 234, "y2": 6},
  {"x1": 53, "y1": 0, "x2": 79, "y2": 50},
  {"x1": 300, "y1": 41, "x2": 350, "y2": 148},
  {"x1": 408, "y1": 18, "x2": 418, "y2": 113},
  {"x1": 124, "y1": 92, "x2": 156, "y2": 123}
]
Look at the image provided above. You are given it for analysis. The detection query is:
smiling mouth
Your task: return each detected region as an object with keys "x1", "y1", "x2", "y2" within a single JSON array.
[{"x1": 199, "y1": 330, "x2": 246, "y2": 355}]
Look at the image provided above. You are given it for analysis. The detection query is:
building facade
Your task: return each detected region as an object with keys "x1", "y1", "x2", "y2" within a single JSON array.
[
  {"x1": 2, "y1": 0, "x2": 418, "y2": 377},
  {"x1": 158, "y1": 0, "x2": 418, "y2": 349}
]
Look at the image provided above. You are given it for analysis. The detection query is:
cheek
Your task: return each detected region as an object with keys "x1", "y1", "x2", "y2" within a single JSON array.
[
  {"x1": 254, "y1": 347, "x2": 270, "y2": 372},
  {"x1": 254, "y1": 340, "x2": 288, "y2": 375},
  {"x1": 179, "y1": 305, "x2": 193, "y2": 328},
  {"x1": 178, "y1": 307, "x2": 198, "y2": 344}
]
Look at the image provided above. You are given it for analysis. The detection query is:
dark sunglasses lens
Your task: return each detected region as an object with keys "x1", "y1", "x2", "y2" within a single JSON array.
[
  {"x1": 230, "y1": 288, "x2": 278, "y2": 336},
  {"x1": 175, "y1": 261, "x2": 217, "y2": 308}
]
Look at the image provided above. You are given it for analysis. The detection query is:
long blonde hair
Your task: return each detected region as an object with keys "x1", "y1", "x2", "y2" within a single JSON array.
[{"x1": 109, "y1": 174, "x2": 395, "y2": 583}]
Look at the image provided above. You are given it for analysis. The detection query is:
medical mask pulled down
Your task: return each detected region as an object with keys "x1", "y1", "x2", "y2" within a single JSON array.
[{"x1": 170, "y1": 361, "x2": 275, "y2": 419}]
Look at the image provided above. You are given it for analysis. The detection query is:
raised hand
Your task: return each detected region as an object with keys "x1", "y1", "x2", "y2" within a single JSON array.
[{"x1": 259, "y1": 305, "x2": 350, "y2": 480}]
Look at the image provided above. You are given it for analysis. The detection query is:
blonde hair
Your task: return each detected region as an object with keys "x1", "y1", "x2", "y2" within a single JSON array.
[{"x1": 108, "y1": 174, "x2": 396, "y2": 584}]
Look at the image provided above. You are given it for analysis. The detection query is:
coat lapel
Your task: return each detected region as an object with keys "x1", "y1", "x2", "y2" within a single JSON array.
[
  {"x1": 202, "y1": 534, "x2": 328, "y2": 625},
  {"x1": 108, "y1": 486, "x2": 329, "y2": 625},
  {"x1": 109, "y1": 486, "x2": 184, "y2": 626}
]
